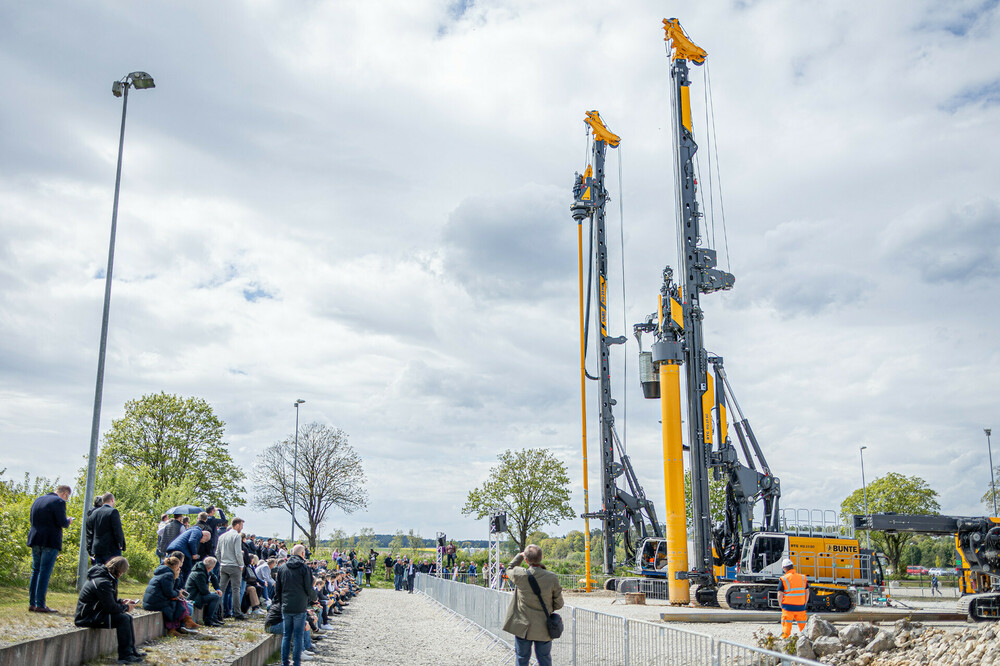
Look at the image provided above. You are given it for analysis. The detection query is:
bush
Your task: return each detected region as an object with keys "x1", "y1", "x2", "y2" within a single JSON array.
[{"x1": 0, "y1": 472, "x2": 160, "y2": 590}]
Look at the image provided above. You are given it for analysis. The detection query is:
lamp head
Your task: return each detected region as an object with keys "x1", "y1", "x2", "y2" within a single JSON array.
[
  {"x1": 860, "y1": 445, "x2": 867, "y2": 451},
  {"x1": 128, "y1": 71, "x2": 155, "y2": 90},
  {"x1": 112, "y1": 81, "x2": 125, "y2": 98},
  {"x1": 295, "y1": 399, "x2": 305, "y2": 406},
  {"x1": 987, "y1": 428, "x2": 992, "y2": 437}
]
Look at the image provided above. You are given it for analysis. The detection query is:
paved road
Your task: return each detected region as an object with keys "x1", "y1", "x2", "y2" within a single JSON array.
[{"x1": 305, "y1": 588, "x2": 507, "y2": 665}]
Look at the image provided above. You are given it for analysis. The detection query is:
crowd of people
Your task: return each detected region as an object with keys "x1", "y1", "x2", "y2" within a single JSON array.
[{"x1": 26, "y1": 487, "x2": 362, "y2": 666}]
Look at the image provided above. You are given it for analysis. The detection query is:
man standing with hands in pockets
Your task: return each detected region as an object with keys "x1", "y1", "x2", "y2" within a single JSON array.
[{"x1": 503, "y1": 545, "x2": 564, "y2": 666}]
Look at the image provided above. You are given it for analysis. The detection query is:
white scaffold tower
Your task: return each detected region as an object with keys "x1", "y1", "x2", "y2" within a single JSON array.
[
  {"x1": 487, "y1": 510, "x2": 507, "y2": 589},
  {"x1": 435, "y1": 532, "x2": 445, "y2": 578}
]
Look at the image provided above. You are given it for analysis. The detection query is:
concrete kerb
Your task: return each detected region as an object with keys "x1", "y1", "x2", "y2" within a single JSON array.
[
  {"x1": 228, "y1": 632, "x2": 281, "y2": 666},
  {"x1": 0, "y1": 609, "x2": 283, "y2": 666},
  {"x1": 0, "y1": 611, "x2": 163, "y2": 666}
]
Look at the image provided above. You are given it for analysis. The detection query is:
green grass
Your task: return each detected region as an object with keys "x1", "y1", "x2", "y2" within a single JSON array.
[{"x1": 0, "y1": 581, "x2": 146, "y2": 644}]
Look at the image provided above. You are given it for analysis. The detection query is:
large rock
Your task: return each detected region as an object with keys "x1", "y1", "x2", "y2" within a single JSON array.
[
  {"x1": 804, "y1": 615, "x2": 837, "y2": 641},
  {"x1": 796, "y1": 636, "x2": 816, "y2": 660},
  {"x1": 839, "y1": 622, "x2": 877, "y2": 647},
  {"x1": 865, "y1": 630, "x2": 896, "y2": 654},
  {"x1": 812, "y1": 636, "x2": 844, "y2": 657}
]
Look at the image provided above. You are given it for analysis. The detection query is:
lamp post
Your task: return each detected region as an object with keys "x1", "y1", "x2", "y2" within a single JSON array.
[
  {"x1": 77, "y1": 71, "x2": 155, "y2": 590},
  {"x1": 859, "y1": 445, "x2": 871, "y2": 550},
  {"x1": 290, "y1": 399, "x2": 305, "y2": 542},
  {"x1": 987, "y1": 428, "x2": 997, "y2": 516}
]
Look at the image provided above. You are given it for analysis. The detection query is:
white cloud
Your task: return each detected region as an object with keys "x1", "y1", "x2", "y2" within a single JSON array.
[{"x1": 1, "y1": 0, "x2": 999, "y2": 547}]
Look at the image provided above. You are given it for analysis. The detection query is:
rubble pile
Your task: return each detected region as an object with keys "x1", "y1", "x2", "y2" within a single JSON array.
[{"x1": 793, "y1": 616, "x2": 1000, "y2": 665}]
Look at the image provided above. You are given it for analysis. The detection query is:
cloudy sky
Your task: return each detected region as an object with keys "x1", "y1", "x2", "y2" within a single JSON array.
[{"x1": 2, "y1": 1, "x2": 999, "y2": 544}]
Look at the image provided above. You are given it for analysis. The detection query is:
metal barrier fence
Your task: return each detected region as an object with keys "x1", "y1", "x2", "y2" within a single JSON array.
[
  {"x1": 415, "y1": 574, "x2": 820, "y2": 665},
  {"x1": 614, "y1": 576, "x2": 671, "y2": 602}
]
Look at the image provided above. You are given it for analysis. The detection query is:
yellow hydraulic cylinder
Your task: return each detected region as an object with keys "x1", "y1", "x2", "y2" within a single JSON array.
[{"x1": 660, "y1": 362, "x2": 690, "y2": 604}]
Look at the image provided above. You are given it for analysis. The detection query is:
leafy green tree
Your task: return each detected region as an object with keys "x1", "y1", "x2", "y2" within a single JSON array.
[
  {"x1": 841, "y1": 472, "x2": 940, "y2": 574},
  {"x1": 389, "y1": 530, "x2": 405, "y2": 554},
  {"x1": 462, "y1": 448, "x2": 576, "y2": 552},
  {"x1": 407, "y1": 529, "x2": 423, "y2": 559},
  {"x1": 683, "y1": 470, "x2": 727, "y2": 527},
  {"x1": 981, "y1": 465, "x2": 999, "y2": 513},
  {"x1": 98, "y1": 392, "x2": 245, "y2": 507},
  {"x1": 354, "y1": 527, "x2": 377, "y2": 556},
  {"x1": 328, "y1": 528, "x2": 349, "y2": 551}
]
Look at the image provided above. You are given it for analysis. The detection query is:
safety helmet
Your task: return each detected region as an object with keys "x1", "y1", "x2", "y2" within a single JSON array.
[{"x1": 781, "y1": 558, "x2": 794, "y2": 569}]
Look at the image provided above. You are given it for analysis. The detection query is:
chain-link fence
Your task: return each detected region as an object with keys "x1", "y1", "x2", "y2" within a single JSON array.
[{"x1": 415, "y1": 574, "x2": 821, "y2": 665}]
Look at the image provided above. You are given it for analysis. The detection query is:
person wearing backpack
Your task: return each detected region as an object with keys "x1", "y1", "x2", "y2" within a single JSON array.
[{"x1": 502, "y1": 545, "x2": 564, "y2": 666}]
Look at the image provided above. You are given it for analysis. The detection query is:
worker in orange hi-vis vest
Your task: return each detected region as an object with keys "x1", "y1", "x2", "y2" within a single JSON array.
[{"x1": 777, "y1": 558, "x2": 809, "y2": 638}]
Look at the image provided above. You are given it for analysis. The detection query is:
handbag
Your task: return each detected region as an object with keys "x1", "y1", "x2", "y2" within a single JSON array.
[{"x1": 526, "y1": 571, "x2": 564, "y2": 639}]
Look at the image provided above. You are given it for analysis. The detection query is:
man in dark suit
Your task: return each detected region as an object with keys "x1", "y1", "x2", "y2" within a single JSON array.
[
  {"x1": 88, "y1": 492, "x2": 126, "y2": 565},
  {"x1": 27, "y1": 485, "x2": 74, "y2": 613}
]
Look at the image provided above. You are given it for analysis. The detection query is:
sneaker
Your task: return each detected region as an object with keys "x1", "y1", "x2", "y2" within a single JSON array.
[
  {"x1": 299, "y1": 655, "x2": 316, "y2": 662},
  {"x1": 117, "y1": 656, "x2": 143, "y2": 664},
  {"x1": 321, "y1": 624, "x2": 333, "y2": 630}
]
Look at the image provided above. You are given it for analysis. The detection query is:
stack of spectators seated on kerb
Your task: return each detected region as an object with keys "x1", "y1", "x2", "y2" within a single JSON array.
[{"x1": 25, "y1": 484, "x2": 362, "y2": 665}]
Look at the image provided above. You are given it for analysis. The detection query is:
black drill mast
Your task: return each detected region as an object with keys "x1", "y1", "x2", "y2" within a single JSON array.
[{"x1": 572, "y1": 111, "x2": 663, "y2": 575}]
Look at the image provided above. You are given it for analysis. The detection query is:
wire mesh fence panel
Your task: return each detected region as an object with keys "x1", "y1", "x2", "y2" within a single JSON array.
[
  {"x1": 716, "y1": 639, "x2": 822, "y2": 666},
  {"x1": 572, "y1": 608, "x2": 628, "y2": 665},
  {"x1": 627, "y1": 619, "x2": 715, "y2": 666}
]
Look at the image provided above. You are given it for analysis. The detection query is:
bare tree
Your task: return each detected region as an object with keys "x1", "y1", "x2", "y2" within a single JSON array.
[{"x1": 252, "y1": 422, "x2": 368, "y2": 550}]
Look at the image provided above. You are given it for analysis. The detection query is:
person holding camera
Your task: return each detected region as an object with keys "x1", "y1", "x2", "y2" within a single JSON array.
[{"x1": 502, "y1": 544, "x2": 564, "y2": 666}]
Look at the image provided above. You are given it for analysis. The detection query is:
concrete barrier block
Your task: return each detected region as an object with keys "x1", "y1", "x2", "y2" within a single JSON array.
[{"x1": 0, "y1": 611, "x2": 164, "y2": 666}]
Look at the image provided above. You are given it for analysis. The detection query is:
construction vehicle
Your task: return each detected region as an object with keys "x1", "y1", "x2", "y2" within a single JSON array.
[
  {"x1": 855, "y1": 513, "x2": 1000, "y2": 621},
  {"x1": 571, "y1": 111, "x2": 664, "y2": 580},
  {"x1": 626, "y1": 19, "x2": 880, "y2": 611}
]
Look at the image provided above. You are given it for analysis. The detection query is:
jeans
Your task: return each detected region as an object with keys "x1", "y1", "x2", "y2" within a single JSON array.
[
  {"x1": 267, "y1": 621, "x2": 312, "y2": 650},
  {"x1": 281, "y1": 611, "x2": 307, "y2": 666},
  {"x1": 29, "y1": 546, "x2": 59, "y2": 608},
  {"x1": 515, "y1": 636, "x2": 552, "y2": 666},
  {"x1": 192, "y1": 592, "x2": 221, "y2": 623},
  {"x1": 393, "y1": 573, "x2": 402, "y2": 590}
]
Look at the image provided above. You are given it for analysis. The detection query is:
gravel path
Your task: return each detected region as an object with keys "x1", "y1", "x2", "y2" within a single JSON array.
[{"x1": 307, "y1": 588, "x2": 508, "y2": 665}]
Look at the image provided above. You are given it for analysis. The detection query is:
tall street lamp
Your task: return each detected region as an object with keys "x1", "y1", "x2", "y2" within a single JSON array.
[
  {"x1": 77, "y1": 71, "x2": 155, "y2": 589},
  {"x1": 290, "y1": 399, "x2": 305, "y2": 542},
  {"x1": 986, "y1": 428, "x2": 997, "y2": 516},
  {"x1": 859, "y1": 445, "x2": 871, "y2": 550}
]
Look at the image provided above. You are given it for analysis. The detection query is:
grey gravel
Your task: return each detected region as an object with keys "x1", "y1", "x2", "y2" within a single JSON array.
[{"x1": 307, "y1": 588, "x2": 508, "y2": 665}]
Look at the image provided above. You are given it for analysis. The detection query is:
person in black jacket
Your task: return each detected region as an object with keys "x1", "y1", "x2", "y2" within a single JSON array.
[
  {"x1": 159, "y1": 514, "x2": 184, "y2": 560},
  {"x1": 274, "y1": 544, "x2": 316, "y2": 666},
  {"x1": 143, "y1": 556, "x2": 200, "y2": 637},
  {"x1": 84, "y1": 496, "x2": 104, "y2": 561},
  {"x1": 185, "y1": 557, "x2": 223, "y2": 627},
  {"x1": 74, "y1": 557, "x2": 142, "y2": 663},
  {"x1": 27, "y1": 485, "x2": 73, "y2": 613},
  {"x1": 88, "y1": 493, "x2": 127, "y2": 565}
]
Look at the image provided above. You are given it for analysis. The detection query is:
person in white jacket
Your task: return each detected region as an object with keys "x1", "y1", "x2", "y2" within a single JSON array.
[{"x1": 217, "y1": 518, "x2": 245, "y2": 619}]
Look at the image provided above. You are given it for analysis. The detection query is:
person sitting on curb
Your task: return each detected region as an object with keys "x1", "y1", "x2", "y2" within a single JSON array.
[
  {"x1": 143, "y1": 555, "x2": 200, "y2": 637},
  {"x1": 75, "y1": 556, "x2": 143, "y2": 664},
  {"x1": 185, "y1": 556, "x2": 224, "y2": 627}
]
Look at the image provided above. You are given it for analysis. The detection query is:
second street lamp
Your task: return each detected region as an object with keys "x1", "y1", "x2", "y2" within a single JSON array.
[
  {"x1": 860, "y1": 445, "x2": 871, "y2": 550},
  {"x1": 987, "y1": 428, "x2": 997, "y2": 516},
  {"x1": 291, "y1": 399, "x2": 305, "y2": 542},
  {"x1": 77, "y1": 71, "x2": 155, "y2": 590}
]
